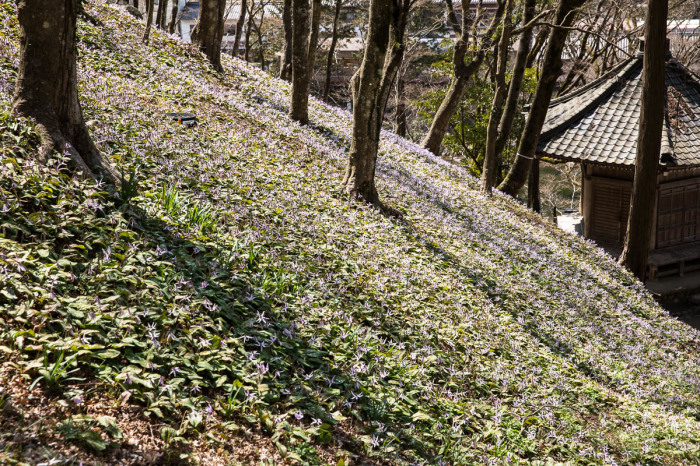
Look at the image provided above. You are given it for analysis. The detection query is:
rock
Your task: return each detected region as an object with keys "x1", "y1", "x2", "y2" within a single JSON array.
[
  {"x1": 126, "y1": 6, "x2": 143, "y2": 20},
  {"x1": 2, "y1": 397, "x2": 22, "y2": 417}
]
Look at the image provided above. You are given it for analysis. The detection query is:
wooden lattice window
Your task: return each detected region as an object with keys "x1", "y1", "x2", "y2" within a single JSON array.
[
  {"x1": 657, "y1": 183, "x2": 700, "y2": 248},
  {"x1": 591, "y1": 181, "x2": 631, "y2": 243}
]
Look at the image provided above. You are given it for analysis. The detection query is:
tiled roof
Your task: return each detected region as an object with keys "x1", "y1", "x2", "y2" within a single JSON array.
[
  {"x1": 537, "y1": 53, "x2": 700, "y2": 167},
  {"x1": 178, "y1": 1, "x2": 278, "y2": 23},
  {"x1": 179, "y1": 1, "x2": 199, "y2": 21}
]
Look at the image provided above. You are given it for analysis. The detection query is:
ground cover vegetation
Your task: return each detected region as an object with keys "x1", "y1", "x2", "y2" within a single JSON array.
[{"x1": 2, "y1": 1, "x2": 700, "y2": 463}]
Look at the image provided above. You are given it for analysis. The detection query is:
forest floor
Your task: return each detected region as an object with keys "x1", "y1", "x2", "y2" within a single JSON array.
[{"x1": 3, "y1": 1, "x2": 700, "y2": 464}]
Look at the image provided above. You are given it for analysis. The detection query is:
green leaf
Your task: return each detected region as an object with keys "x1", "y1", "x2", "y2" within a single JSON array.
[
  {"x1": 97, "y1": 349, "x2": 121, "y2": 359},
  {"x1": 411, "y1": 411, "x2": 432, "y2": 422}
]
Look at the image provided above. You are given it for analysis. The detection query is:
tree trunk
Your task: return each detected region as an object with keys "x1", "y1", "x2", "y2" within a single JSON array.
[
  {"x1": 307, "y1": 0, "x2": 322, "y2": 83},
  {"x1": 619, "y1": 0, "x2": 668, "y2": 280},
  {"x1": 143, "y1": 0, "x2": 155, "y2": 43},
  {"x1": 12, "y1": 0, "x2": 119, "y2": 185},
  {"x1": 244, "y1": 2, "x2": 253, "y2": 61},
  {"x1": 527, "y1": 159, "x2": 541, "y2": 212},
  {"x1": 556, "y1": 30, "x2": 590, "y2": 96},
  {"x1": 342, "y1": 0, "x2": 409, "y2": 207},
  {"x1": 494, "y1": 0, "x2": 536, "y2": 159},
  {"x1": 395, "y1": 77, "x2": 408, "y2": 137},
  {"x1": 251, "y1": 9, "x2": 266, "y2": 69},
  {"x1": 289, "y1": 0, "x2": 311, "y2": 123},
  {"x1": 498, "y1": 0, "x2": 587, "y2": 197},
  {"x1": 280, "y1": 0, "x2": 293, "y2": 80},
  {"x1": 323, "y1": 0, "x2": 343, "y2": 102},
  {"x1": 422, "y1": 75, "x2": 469, "y2": 155},
  {"x1": 168, "y1": 0, "x2": 179, "y2": 34},
  {"x1": 420, "y1": 0, "x2": 505, "y2": 156},
  {"x1": 156, "y1": 0, "x2": 166, "y2": 30},
  {"x1": 232, "y1": 0, "x2": 247, "y2": 57},
  {"x1": 481, "y1": 0, "x2": 513, "y2": 192},
  {"x1": 191, "y1": 0, "x2": 226, "y2": 72},
  {"x1": 526, "y1": 27, "x2": 548, "y2": 68}
]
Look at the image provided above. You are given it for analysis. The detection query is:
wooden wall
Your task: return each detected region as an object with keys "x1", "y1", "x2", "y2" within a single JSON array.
[
  {"x1": 583, "y1": 175, "x2": 632, "y2": 244},
  {"x1": 657, "y1": 177, "x2": 700, "y2": 248},
  {"x1": 582, "y1": 163, "x2": 700, "y2": 250}
]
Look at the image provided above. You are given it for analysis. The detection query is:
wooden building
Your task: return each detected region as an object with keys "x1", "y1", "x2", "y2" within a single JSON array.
[{"x1": 537, "y1": 42, "x2": 700, "y2": 281}]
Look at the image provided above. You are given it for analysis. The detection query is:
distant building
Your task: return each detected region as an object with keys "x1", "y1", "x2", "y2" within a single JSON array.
[
  {"x1": 322, "y1": 37, "x2": 364, "y2": 83},
  {"x1": 537, "y1": 40, "x2": 700, "y2": 283},
  {"x1": 176, "y1": 1, "x2": 277, "y2": 56}
]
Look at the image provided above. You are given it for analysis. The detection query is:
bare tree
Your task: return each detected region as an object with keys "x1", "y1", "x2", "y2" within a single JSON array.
[
  {"x1": 619, "y1": 1, "x2": 669, "y2": 279},
  {"x1": 308, "y1": 0, "x2": 323, "y2": 79},
  {"x1": 481, "y1": 0, "x2": 513, "y2": 192},
  {"x1": 168, "y1": 0, "x2": 179, "y2": 34},
  {"x1": 527, "y1": 159, "x2": 540, "y2": 211},
  {"x1": 156, "y1": 0, "x2": 167, "y2": 29},
  {"x1": 143, "y1": 0, "x2": 155, "y2": 43},
  {"x1": 246, "y1": 0, "x2": 272, "y2": 68},
  {"x1": 494, "y1": 0, "x2": 538, "y2": 160},
  {"x1": 280, "y1": 0, "x2": 292, "y2": 79},
  {"x1": 420, "y1": 0, "x2": 505, "y2": 156},
  {"x1": 289, "y1": 0, "x2": 311, "y2": 121},
  {"x1": 323, "y1": 0, "x2": 343, "y2": 101},
  {"x1": 232, "y1": 0, "x2": 248, "y2": 57},
  {"x1": 342, "y1": 0, "x2": 411, "y2": 207},
  {"x1": 498, "y1": 0, "x2": 588, "y2": 197},
  {"x1": 289, "y1": 0, "x2": 323, "y2": 123},
  {"x1": 391, "y1": 11, "x2": 444, "y2": 140},
  {"x1": 245, "y1": 0, "x2": 254, "y2": 61},
  {"x1": 12, "y1": 0, "x2": 119, "y2": 185},
  {"x1": 191, "y1": 0, "x2": 227, "y2": 72}
]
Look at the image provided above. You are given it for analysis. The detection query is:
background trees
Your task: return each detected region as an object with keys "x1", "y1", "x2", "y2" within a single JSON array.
[
  {"x1": 15, "y1": 0, "x2": 693, "y2": 230},
  {"x1": 420, "y1": 0, "x2": 505, "y2": 156},
  {"x1": 498, "y1": 0, "x2": 588, "y2": 197}
]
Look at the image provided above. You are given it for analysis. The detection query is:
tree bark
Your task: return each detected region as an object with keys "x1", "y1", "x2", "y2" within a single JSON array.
[
  {"x1": 12, "y1": 0, "x2": 119, "y2": 186},
  {"x1": 527, "y1": 158, "x2": 541, "y2": 212},
  {"x1": 556, "y1": 29, "x2": 590, "y2": 96},
  {"x1": 494, "y1": 0, "x2": 536, "y2": 159},
  {"x1": 481, "y1": 0, "x2": 513, "y2": 192},
  {"x1": 232, "y1": 0, "x2": 247, "y2": 57},
  {"x1": 156, "y1": 0, "x2": 166, "y2": 30},
  {"x1": 280, "y1": 0, "x2": 293, "y2": 80},
  {"x1": 252, "y1": 17, "x2": 265, "y2": 68},
  {"x1": 498, "y1": 0, "x2": 587, "y2": 197},
  {"x1": 168, "y1": 0, "x2": 179, "y2": 34},
  {"x1": 420, "y1": 0, "x2": 505, "y2": 156},
  {"x1": 342, "y1": 0, "x2": 410, "y2": 207},
  {"x1": 395, "y1": 77, "x2": 408, "y2": 137},
  {"x1": 307, "y1": 0, "x2": 322, "y2": 83},
  {"x1": 526, "y1": 26, "x2": 547, "y2": 68},
  {"x1": 619, "y1": 0, "x2": 668, "y2": 280},
  {"x1": 191, "y1": 0, "x2": 227, "y2": 72},
  {"x1": 323, "y1": 0, "x2": 343, "y2": 102},
  {"x1": 289, "y1": 0, "x2": 311, "y2": 123},
  {"x1": 244, "y1": 2, "x2": 253, "y2": 61},
  {"x1": 143, "y1": 0, "x2": 155, "y2": 43}
]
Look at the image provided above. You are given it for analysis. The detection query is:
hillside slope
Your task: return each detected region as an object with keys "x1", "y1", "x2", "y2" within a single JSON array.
[{"x1": 2, "y1": 1, "x2": 700, "y2": 463}]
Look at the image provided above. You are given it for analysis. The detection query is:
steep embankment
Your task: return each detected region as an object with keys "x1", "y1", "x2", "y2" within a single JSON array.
[{"x1": 1, "y1": 1, "x2": 700, "y2": 464}]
